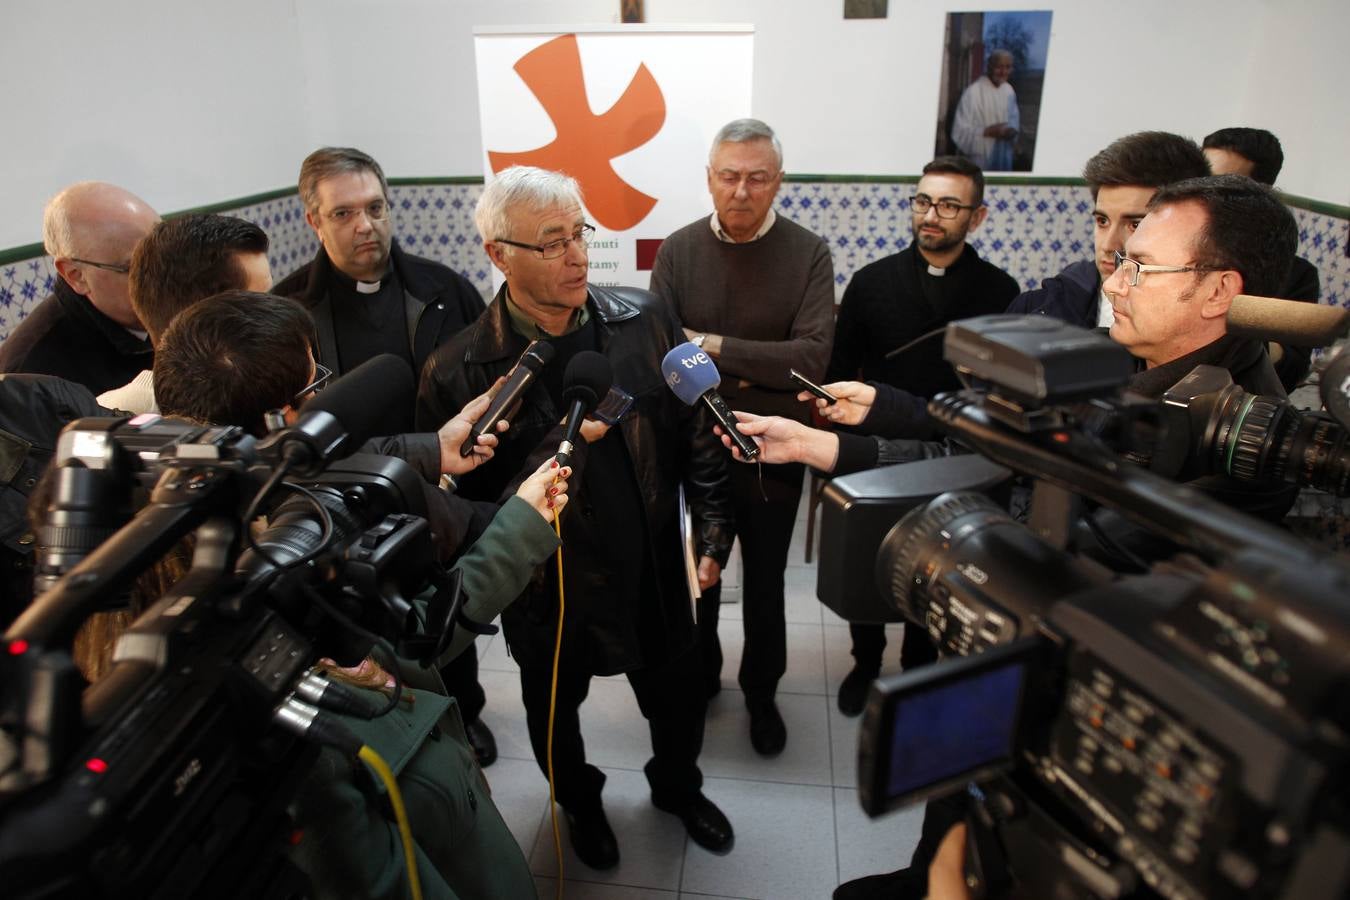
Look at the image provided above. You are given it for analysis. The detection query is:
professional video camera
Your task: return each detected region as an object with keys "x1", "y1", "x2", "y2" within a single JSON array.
[
  {"x1": 0, "y1": 355, "x2": 464, "y2": 899},
  {"x1": 817, "y1": 316, "x2": 1350, "y2": 899}
]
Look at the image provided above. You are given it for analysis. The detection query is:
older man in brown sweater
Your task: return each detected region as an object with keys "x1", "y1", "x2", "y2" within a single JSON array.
[{"x1": 650, "y1": 118, "x2": 835, "y2": 756}]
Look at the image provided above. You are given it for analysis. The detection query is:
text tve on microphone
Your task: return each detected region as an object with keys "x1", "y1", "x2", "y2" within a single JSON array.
[{"x1": 660, "y1": 341, "x2": 760, "y2": 461}]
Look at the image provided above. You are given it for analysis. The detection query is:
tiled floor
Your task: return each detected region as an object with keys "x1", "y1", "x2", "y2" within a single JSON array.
[{"x1": 473, "y1": 482, "x2": 925, "y2": 899}]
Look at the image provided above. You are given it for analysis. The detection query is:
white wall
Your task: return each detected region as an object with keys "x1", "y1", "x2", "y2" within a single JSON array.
[
  {"x1": 2, "y1": 0, "x2": 1344, "y2": 250},
  {"x1": 1238, "y1": 0, "x2": 1350, "y2": 202},
  {"x1": 2, "y1": 0, "x2": 313, "y2": 249}
]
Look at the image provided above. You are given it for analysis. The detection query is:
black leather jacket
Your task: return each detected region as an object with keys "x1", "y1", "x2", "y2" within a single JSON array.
[
  {"x1": 417, "y1": 285, "x2": 734, "y2": 668},
  {"x1": 274, "y1": 240, "x2": 487, "y2": 380}
]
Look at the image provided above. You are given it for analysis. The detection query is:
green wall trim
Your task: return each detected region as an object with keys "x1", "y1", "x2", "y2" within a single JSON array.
[
  {"x1": 4, "y1": 176, "x2": 1344, "y2": 265},
  {"x1": 388, "y1": 175, "x2": 486, "y2": 186},
  {"x1": 1279, "y1": 193, "x2": 1350, "y2": 219},
  {"x1": 0, "y1": 242, "x2": 46, "y2": 266},
  {"x1": 176, "y1": 186, "x2": 297, "y2": 215}
]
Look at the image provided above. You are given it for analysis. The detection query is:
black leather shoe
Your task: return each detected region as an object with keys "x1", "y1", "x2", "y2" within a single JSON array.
[
  {"x1": 837, "y1": 666, "x2": 878, "y2": 717},
  {"x1": 653, "y1": 792, "x2": 734, "y2": 854},
  {"x1": 747, "y1": 697, "x2": 787, "y2": 756},
  {"x1": 464, "y1": 717, "x2": 497, "y2": 768},
  {"x1": 564, "y1": 805, "x2": 620, "y2": 870}
]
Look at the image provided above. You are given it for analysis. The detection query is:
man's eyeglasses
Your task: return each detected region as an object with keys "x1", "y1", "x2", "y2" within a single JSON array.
[
  {"x1": 1112, "y1": 251, "x2": 1220, "y2": 287},
  {"x1": 495, "y1": 224, "x2": 596, "y2": 260},
  {"x1": 323, "y1": 200, "x2": 389, "y2": 225},
  {"x1": 712, "y1": 169, "x2": 779, "y2": 191},
  {"x1": 68, "y1": 257, "x2": 131, "y2": 275},
  {"x1": 910, "y1": 195, "x2": 978, "y2": 219},
  {"x1": 293, "y1": 363, "x2": 333, "y2": 406}
]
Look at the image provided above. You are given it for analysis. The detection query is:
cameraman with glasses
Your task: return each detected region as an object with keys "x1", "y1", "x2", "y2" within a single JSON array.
[{"x1": 724, "y1": 172, "x2": 1305, "y2": 900}]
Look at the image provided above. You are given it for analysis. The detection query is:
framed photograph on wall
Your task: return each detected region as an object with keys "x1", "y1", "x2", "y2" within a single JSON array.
[{"x1": 934, "y1": 11, "x2": 1053, "y2": 172}]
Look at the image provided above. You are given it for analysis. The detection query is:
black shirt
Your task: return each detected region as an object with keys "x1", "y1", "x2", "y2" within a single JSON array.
[
  {"x1": 328, "y1": 266, "x2": 415, "y2": 375},
  {"x1": 0, "y1": 279, "x2": 152, "y2": 395},
  {"x1": 541, "y1": 319, "x2": 652, "y2": 670},
  {"x1": 828, "y1": 243, "x2": 1021, "y2": 398}
]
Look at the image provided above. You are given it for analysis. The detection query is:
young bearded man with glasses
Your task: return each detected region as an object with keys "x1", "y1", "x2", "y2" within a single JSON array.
[
  {"x1": 649, "y1": 118, "x2": 835, "y2": 758},
  {"x1": 0, "y1": 182, "x2": 161, "y2": 394},
  {"x1": 824, "y1": 154, "x2": 1019, "y2": 716}
]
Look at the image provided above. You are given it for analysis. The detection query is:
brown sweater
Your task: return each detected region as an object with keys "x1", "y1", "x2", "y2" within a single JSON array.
[{"x1": 650, "y1": 215, "x2": 835, "y2": 421}]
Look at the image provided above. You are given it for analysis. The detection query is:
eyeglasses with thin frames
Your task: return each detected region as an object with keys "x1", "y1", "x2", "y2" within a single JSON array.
[
  {"x1": 68, "y1": 257, "x2": 131, "y2": 275},
  {"x1": 1112, "y1": 251, "x2": 1221, "y2": 287},
  {"x1": 323, "y1": 200, "x2": 389, "y2": 225},
  {"x1": 910, "y1": 195, "x2": 979, "y2": 219},
  {"x1": 293, "y1": 363, "x2": 333, "y2": 406},
  {"x1": 495, "y1": 224, "x2": 596, "y2": 260}
]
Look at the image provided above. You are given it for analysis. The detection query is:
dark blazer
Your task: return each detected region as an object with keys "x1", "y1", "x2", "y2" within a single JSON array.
[
  {"x1": 1005, "y1": 259, "x2": 1102, "y2": 328},
  {"x1": 273, "y1": 240, "x2": 486, "y2": 379},
  {"x1": 417, "y1": 284, "x2": 734, "y2": 670},
  {"x1": 0, "y1": 279, "x2": 152, "y2": 395}
]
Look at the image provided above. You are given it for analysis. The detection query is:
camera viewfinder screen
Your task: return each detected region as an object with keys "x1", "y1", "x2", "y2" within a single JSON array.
[{"x1": 886, "y1": 660, "x2": 1025, "y2": 800}]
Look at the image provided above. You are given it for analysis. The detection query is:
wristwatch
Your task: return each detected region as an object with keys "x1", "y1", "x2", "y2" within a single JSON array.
[{"x1": 692, "y1": 333, "x2": 707, "y2": 348}]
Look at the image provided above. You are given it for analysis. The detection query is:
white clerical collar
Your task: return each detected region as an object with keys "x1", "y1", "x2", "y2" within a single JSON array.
[
  {"x1": 355, "y1": 279, "x2": 382, "y2": 294},
  {"x1": 710, "y1": 209, "x2": 777, "y2": 243},
  {"x1": 926, "y1": 264, "x2": 947, "y2": 277}
]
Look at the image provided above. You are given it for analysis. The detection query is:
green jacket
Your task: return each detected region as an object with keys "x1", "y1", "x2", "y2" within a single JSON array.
[{"x1": 289, "y1": 496, "x2": 559, "y2": 899}]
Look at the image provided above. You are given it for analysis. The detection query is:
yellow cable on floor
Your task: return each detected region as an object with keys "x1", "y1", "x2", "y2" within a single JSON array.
[
  {"x1": 546, "y1": 496, "x2": 566, "y2": 900},
  {"x1": 357, "y1": 743, "x2": 423, "y2": 900}
]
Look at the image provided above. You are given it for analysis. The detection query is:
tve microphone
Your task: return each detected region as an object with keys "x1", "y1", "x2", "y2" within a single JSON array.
[
  {"x1": 660, "y1": 342, "x2": 760, "y2": 461},
  {"x1": 460, "y1": 340, "x2": 555, "y2": 456},
  {"x1": 258, "y1": 353, "x2": 412, "y2": 476},
  {"x1": 555, "y1": 351, "x2": 613, "y2": 467},
  {"x1": 1226, "y1": 294, "x2": 1350, "y2": 347}
]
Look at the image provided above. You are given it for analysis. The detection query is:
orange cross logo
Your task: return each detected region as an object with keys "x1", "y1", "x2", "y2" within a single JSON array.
[{"x1": 488, "y1": 34, "x2": 666, "y2": 231}]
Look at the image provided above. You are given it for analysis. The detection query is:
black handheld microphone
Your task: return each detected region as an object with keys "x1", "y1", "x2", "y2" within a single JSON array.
[
  {"x1": 660, "y1": 342, "x2": 760, "y2": 461},
  {"x1": 257, "y1": 354, "x2": 413, "y2": 476},
  {"x1": 555, "y1": 351, "x2": 613, "y2": 467},
  {"x1": 460, "y1": 340, "x2": 555, "y2": 456}
]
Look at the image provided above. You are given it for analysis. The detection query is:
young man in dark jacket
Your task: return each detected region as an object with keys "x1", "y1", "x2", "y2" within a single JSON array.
[{"x1": 1008, "y1": 131, "x2": 1210, "y2": 328}]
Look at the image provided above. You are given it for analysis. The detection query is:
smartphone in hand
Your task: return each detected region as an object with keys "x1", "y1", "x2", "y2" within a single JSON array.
[{"x1": 789, "y1": 368, "x2": 837, "y2": 404}]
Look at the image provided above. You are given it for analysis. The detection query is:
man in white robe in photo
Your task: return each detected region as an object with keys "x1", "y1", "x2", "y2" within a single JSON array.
[{"x1": 951, "y1": 48, "x2": 1019, "y2": 171}]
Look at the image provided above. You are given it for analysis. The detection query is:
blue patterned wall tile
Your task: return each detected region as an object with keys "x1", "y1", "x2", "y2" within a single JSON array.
[{"x1": 2, "y1": 183, "x2": 1345, "y2": 345}]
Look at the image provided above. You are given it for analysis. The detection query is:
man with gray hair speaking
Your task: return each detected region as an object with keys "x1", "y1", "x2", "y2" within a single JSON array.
[
  {"x1": 651, "y1": 118, "x2": 834, "y2": 758},
  {"x1": 417, "y1": 165, "x2": 737, "y2": 869}
]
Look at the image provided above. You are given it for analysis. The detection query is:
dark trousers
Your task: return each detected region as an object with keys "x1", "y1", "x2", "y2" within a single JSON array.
[
  {"x1": 848, "y1": 621, "x2": 939, "y2": 674},
  {"x1": 439, "y1": 640, "x2": 486, "y2": 723},
  {"x1": 697, "y1": 461, "x2": 804, "y2": 702},
  {"x1": 518, "y1": 639, "x2": 707, "y2": 811}
]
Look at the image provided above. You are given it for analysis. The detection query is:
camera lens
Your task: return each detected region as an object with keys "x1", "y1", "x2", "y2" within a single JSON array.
[
  {"x1": 876, "y1": 492, "x2": 1097, "y2": 655},
  {"x1": 1213, "y1": 393, "x2": 1350, "y2": 495}
]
